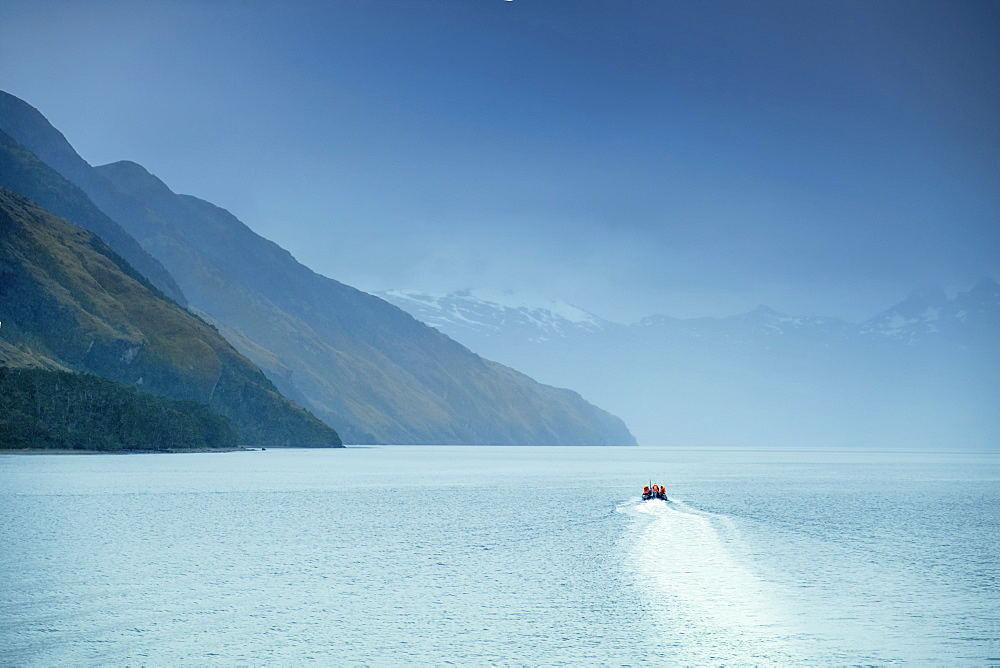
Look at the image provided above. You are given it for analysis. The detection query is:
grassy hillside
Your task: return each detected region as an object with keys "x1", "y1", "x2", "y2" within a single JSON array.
[
  {"x1": 0, "y1": 94, "x2": 185, "y2": 304},
  {"x1": 0, "y1": 188, "x2": 341, "y2": 447}
]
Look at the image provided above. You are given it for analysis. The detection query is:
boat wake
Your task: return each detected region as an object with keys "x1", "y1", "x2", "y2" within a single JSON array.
[{"x1": 620, "y1": 497, "x2": 807, "y2": 663}]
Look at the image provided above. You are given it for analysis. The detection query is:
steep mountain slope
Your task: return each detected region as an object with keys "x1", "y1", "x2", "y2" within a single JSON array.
[
  {"x1": 0, "y1": 89, "x2": 635, "y2": 445},
  {"x1": 0, "y1": 92, "x2": 185, "y2": 305},
  {"x1": 93, "y1": 161, "x2": 633, "y2": 445},
  {"x1": 382, "y1": 286, "x2": 1000, "y2": 448},
  {"x1": 0, "y1": 188, "x2": 341, "y2": 447}
]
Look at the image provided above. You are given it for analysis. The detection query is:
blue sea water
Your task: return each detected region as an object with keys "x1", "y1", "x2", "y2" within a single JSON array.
[{"x1": 1, "y1": 445, "x2": 998, "y2": 665}]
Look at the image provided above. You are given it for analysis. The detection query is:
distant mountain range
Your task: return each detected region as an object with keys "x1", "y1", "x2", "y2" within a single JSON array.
[
  {"x1": 382, "y1": 281, "x2": 1000, "y2": 350},
  {"x1": 381, "y1": 282, "x2": 1000, "y2": 448},
  {"x1": 859, "y1": 282, "x2": 1000, "y2": 347},
  {"x1": 0, "y1": 90, "x2": 635, "y2": 446}
]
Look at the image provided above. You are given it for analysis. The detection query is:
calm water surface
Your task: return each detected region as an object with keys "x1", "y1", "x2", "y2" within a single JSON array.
[{"x1": 1, "y1": 446, "x2": 998, "y2": 665}]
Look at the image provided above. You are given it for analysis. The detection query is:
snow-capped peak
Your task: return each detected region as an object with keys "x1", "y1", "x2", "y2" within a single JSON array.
[{"x1": 859, "y1": 280, "x2": 1000, "y2": 344}]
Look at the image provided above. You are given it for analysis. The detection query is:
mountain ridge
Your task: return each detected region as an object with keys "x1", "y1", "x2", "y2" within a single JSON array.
[
  {"x1": 91, "y1": 162, "x2": 634, "y2": 445},
  {"x1": 97, "y1": 162, "x2": 634, "y2": 444},
  {"x1": 382, "y1": 280, "x2": 1000, "y2": 348},
  {"x1": 0, "y1": 90, "x2": 634, "y2": 445},
  {"x1": 0, "y1": 92, "x2": 186, "y2": 304}
]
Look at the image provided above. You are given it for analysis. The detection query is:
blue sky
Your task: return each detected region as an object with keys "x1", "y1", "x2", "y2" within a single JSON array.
[{"x1": 1, "y1": 0, "x2": 997, "y2": 321}]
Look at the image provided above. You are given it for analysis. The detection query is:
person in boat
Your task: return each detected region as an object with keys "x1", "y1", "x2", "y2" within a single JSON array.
[
  {"x1": 642, "y1": 485, "x2": 652, "y2": 500},
  {"x1": 656, "y1": 485, "x2": 667, "y2": 500}
]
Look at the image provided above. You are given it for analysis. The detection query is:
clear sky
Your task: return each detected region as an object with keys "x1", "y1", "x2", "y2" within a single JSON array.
[{"x1": 1, "y1": 0, "x2": 997, "y2": 321}]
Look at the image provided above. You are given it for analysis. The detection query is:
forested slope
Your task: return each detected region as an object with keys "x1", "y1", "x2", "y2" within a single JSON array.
[{"x1": 0, "y1": 367, "x2": 237, "y2": 451}]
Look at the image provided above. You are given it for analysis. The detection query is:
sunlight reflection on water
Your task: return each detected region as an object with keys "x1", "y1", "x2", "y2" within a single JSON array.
[{"x1": 622, "y1": 498, "x2": 807, "y2": 664}]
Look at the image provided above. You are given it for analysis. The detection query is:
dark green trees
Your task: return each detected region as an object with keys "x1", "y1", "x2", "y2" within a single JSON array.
[{"x1": 0, "y1": 367, "x2": 237, "y2": 451}]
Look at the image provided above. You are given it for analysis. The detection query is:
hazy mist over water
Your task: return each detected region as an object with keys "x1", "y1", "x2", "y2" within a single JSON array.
[
  {"x1": 379, "y1": 284, "x2": 1000, "y2": 449},
  {"x1": 1, "y1": 0, "x2": 997, "y2": 322}
]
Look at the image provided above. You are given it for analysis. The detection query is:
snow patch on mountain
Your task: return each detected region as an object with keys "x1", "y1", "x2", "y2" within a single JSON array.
[
  {"x1": 382, "y1": 279, "x2": 1000, "y2": 353},
  {"x1": 379, "y1": 289, "x2": 609, "y2": 343},
  {"x1": 859, "y1": 279, "x2": 1000, "y2": 344}
]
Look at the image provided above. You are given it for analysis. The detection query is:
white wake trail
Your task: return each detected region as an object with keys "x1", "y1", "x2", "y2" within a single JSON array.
[{"x1": 623, "y1": 499, "x2": 806, "y2": 664}]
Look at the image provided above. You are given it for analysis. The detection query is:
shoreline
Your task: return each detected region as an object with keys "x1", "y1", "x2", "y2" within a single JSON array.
[{"x1": 0, "y1": 447, "x2": 258, "y2": 455}]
